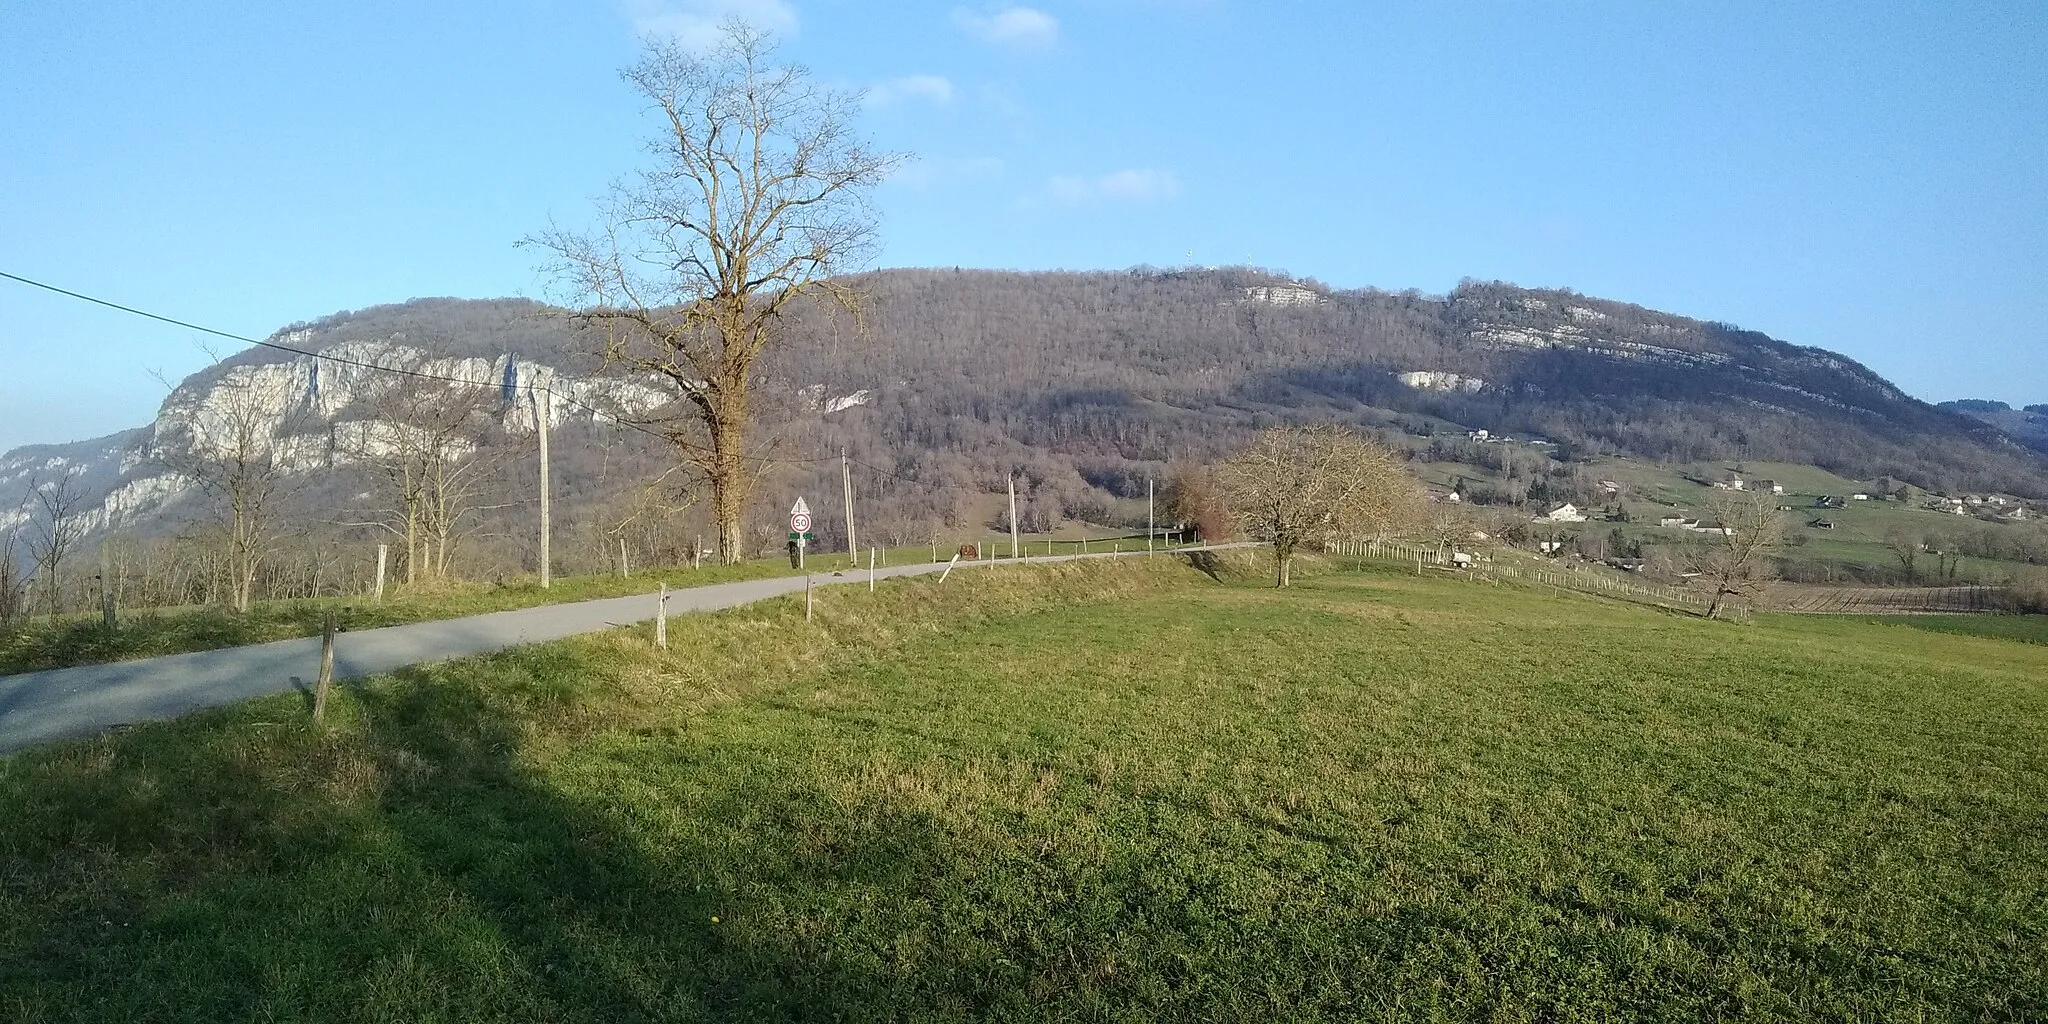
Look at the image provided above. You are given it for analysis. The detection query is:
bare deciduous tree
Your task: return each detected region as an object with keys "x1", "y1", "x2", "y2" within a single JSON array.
[
  {"x1": 1884, "y1": 525, "x2": 1926, "y2": 584},
  {"x1": 530, "y1": 23, "x2": 904, "y2": 564},
  {"x1": 24, "y1": 470, "x2": 90, "y2": 619},
  {"x1": 2, "y1": 499, "x2": 37, "y2": 628},
  {"x1": 1163, "y1": 461, "x2": 1231, "y2": 543},
  {"x1": 337, "y1": 360, "x2": 521, "y2": 583},
  {"x1": 1213, "y1": 424, "x2": 1423, "y2": 587},
  {"x1": 1688, "y1": 489, "x2": 1787, "y2": 619},
  {"x1": 154, "y1": 365, "x2": 314, "y2": 613}
]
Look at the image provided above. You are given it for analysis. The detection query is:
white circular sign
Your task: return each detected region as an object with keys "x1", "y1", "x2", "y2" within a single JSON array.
[{"x1": 790, "y1": 512, "x2": 812, "y2": 533}]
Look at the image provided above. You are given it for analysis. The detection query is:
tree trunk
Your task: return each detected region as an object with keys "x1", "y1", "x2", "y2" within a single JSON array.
[
  {"x1": 1274, "y1": 538, "x2": 1294, "y2": 588},
  {"x1": 708, "y1": 400, "x2": 750, "y2": 565}
]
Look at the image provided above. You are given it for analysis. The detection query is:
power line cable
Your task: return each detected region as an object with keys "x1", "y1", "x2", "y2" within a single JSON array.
[{"x1": 0, "y1": 268, "x2": 851, "y2": 468}]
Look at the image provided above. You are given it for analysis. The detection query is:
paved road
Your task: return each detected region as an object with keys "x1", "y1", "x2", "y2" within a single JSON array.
[{"x1": 0, "y1": 546, "x2": 1241, "y2": 755}]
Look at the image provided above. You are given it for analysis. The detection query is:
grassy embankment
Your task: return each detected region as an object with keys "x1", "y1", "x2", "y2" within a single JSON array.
[
  {"x1": 3, "y1": 555, "x2": 2045, "y2": 1021},
  {"x1": 0, "y1": 533, "x2": 1192, "y2": 676}
]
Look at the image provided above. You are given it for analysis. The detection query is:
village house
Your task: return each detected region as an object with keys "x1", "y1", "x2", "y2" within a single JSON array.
[
  {"x1": 1750, "y1": 479, "x2": 1784, "y2": 495},
  {"x1": 1689, "y1": 520, "x2": 1734, "y2": 536},
  {"x1": 1543, "y1": 503, "x2": 1587, "y2": 523},
  {"x1": 1658, "y1": 514, "x2": 1692, "y2": 528}
]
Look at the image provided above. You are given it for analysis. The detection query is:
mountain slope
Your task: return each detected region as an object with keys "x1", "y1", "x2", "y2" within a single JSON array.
[
  {"x1": 4, "y1": 270, "x2": 2043, "y2": 571},
  {"x1": 1940, "y1": 400, "x2": 2048, "y2": 455}
]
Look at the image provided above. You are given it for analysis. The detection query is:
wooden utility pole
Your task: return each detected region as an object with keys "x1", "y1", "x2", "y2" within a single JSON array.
[
  {"x1": 841, "y1": 450, "x2": 857, "y2": 569},
  {"x1": 536, "y1": 385, "x2": 552, "y2": 589},
  {"x1": 374, "y1": 544, "x2": 387, "y2": 602},
  {"x1": 1008, "y1": 476, "x2": 1020, "y2": 559}
]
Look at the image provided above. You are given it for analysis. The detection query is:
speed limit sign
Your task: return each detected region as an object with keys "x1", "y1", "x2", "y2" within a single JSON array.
[{"x1": 789, "y1": 497, "x2": 812, "y2": 536}]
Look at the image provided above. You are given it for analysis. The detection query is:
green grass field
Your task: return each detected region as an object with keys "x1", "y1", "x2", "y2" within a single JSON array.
[
  {"x1": 1849, "y1": 613, "x2": 2048, "y2": 646},
  {"x1": 2, "y1": 556, "x2": 2044, "y2": 1021}
]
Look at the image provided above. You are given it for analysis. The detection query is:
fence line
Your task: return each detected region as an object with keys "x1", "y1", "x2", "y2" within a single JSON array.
[{"x1": 1331, "y1": 537, "x2": 1711, "y2": 613}]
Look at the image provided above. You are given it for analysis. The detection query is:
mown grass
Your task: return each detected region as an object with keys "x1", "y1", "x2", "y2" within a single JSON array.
[{"x1": 2, "y1": 554, "x2": 2044, "y2": 1021}]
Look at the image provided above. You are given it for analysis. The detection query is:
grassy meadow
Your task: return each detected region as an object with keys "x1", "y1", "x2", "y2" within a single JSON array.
[{"x1": 2, "y1": 555, "x2": 2044, "y2": 1021}]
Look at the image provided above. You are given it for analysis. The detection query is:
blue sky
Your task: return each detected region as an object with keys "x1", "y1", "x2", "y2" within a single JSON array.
[{"x1": 2, "y1": 0, "x2": 2044, "y2": 455}]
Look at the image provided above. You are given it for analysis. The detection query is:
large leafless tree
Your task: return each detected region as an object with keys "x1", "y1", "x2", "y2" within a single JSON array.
[
  {"x1": 530, "y1": 22, "x2": 903, "y2": 564},
  {"x1": 1214, "y1": 424, "x2": 1423, "y2": 587},
  {"x1": 1688, "y1": 489, "x2": 1787, "y2": 619}
]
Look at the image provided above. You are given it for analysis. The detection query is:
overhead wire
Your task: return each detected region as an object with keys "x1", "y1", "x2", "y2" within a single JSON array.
[
  {"x1": 2, "y1": 268, "x2": 1009, "y2": 491},
  {"x1": 0, "y1": 268, "x2": 846, "y2": 466}
]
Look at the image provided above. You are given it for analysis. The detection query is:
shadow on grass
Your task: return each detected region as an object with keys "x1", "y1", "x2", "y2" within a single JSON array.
[{"x1": 0, "y1": 654, "x2": 1008, "y2": 1022}]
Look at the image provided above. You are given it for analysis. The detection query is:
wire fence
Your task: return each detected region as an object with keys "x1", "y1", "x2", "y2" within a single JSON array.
[{"x1": 1327, "y1": 537, "x2": 1712, "y2": 614}]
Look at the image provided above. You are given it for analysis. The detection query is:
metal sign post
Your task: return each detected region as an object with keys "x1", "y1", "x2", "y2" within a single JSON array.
[{"x1": 789, "y1": 497, "x2": 814, "y2": 569}]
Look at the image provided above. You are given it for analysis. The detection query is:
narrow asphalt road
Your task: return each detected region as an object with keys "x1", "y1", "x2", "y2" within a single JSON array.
[{"x1": 0, "y1": 546, "x2": 1242, "y2": 755}]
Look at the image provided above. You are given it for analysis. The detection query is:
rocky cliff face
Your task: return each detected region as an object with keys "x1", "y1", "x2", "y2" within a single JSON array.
[{"x1": 0, "y1": 310, "x2": 642, "y2": 555}]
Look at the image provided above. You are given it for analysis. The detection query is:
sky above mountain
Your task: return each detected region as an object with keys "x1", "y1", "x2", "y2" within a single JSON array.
[{"x1": 2, "y1": 0, "x2": 2043, "y2": 455}]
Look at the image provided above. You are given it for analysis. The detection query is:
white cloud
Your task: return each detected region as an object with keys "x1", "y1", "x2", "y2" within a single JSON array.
[
  {"x1": 866, "y1": 74, "x2": 956, "y2": 107},
  {"x1": 1049, "y1": 169, "x2": 1182, "y2": 204},
  {"x1": 952, "y1": 6, "x2": 1059, "y2": 51},
  {"x1": 625, "y1": 0, "x2": 798, "y2": 50}
]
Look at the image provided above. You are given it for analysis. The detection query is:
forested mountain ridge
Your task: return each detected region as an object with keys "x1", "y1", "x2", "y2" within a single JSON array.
[
  {"x1": 776, "y1": 268, "x2": 2044, "y2": 497},
  {"x1": 5, "y1": 268, "x2": 2044, "y2": 577},
  {"x1": 1939, "y1": 400, "x2": 2048, "y2": 455}
]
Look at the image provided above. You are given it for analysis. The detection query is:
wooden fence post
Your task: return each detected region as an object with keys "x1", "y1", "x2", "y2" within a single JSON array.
[
  {"x1": 655, "y1": 583, "x2": 668, "y2": 649},
  {"x1": 313, "y1": 610, "x2": 336, "y2": 724}
]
